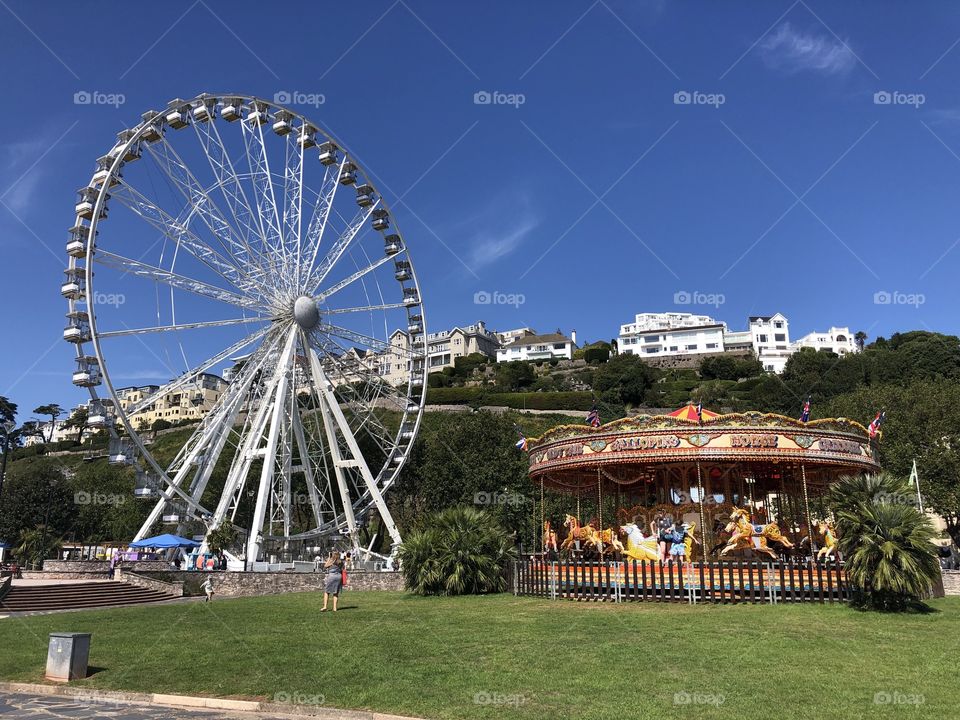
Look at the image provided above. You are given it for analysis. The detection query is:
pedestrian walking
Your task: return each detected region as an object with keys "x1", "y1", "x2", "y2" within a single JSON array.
[
  {"x1": 201, "y1": 576, "x2": 214, "y2": 602},
  {"x1": 320, "y1": 550, "x2": 344, "y2": 612}
]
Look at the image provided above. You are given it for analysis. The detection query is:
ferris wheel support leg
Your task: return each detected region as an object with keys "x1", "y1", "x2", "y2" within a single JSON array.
[
  {"x1": 291, "y1": 403, "x2": 325, "y2": 530},
  {"x1": 307, "y1": 346, "x2": 361, "y2": 556},
  {"x1": 306, "y1": 347, "x2": 404, "y2": 553},
  {"x1": 246, "y1": 329, "x2": 298, "y2": 566}
]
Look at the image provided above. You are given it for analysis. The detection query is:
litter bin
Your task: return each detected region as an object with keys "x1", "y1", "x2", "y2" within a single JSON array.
[{"x1": 45, "y1": 632, "x2": 91, "y2": 681}]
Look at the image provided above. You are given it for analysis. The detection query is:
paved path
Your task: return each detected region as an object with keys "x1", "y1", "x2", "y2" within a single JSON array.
[{"x1": 0, "y1": 693, "x2": 286, "y2": 719}]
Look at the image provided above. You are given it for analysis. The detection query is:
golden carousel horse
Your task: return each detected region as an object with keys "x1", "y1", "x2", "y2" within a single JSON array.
[
  {"x1": 561, "y1": 514, "x2": 624, "y2": 555},
  {"x1": 620, "y1": 523, "x2": 660, "y2": 561},
  {"x1": 719, "y1": 507, "x2": 794, "y2": 560},
  {"x1": 542, "y1": 521, "x2": 559, "y2": 555},
  {"x1": 816, "y1": 520, "x2": 838, "y2": 560}
]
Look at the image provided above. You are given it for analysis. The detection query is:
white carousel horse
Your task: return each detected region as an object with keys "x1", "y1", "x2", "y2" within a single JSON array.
[{"x1": 620, "y1": 523, "x2": 660, "y2": 562}]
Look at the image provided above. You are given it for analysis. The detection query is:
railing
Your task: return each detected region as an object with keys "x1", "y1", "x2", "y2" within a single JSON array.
[{"x1": 511, "y1": 556, "x2": 851, "y2": 604}]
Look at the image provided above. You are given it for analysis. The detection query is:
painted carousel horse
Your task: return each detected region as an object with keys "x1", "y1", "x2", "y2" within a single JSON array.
[
  {"x1": 620, "y1": 523, "x2": 660, "y2": 561},
  {"x1": 719, "y1": 507, "x2": 794, "y2": 560},
  {"x1": 816, "y1": 520, "x2": 838, "y2": 560},
  {"x1": 561, "y1": 515, "x2": 624, "y2": 555},
  {"x1": 542, "y1": 521, "x2": 559, "y2": 555}
]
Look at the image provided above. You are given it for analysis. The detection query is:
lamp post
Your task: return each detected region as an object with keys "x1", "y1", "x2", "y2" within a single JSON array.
[{"x1": 0, "y1": 420, "x2": 15, "y2": 505}]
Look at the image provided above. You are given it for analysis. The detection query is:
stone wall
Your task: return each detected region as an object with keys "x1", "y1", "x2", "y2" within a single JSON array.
[
  {"x1": 42, "y1": 559, "x2": 175, "y2": 574},
  {"x1": 941, "y1": 570, "x2": 960, "y2": 597},
  {"x1": 123, "y1": 572, "x2": 184, "y2": 597},
  {"x1": 21, "y1": 570, "x2": 110, "y2": 580},
  {"x1": 140, "y1": 569, "x2": 405, "y2": 597}
]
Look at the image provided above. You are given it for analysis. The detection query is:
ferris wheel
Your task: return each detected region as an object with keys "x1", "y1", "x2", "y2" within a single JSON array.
[{"x1": 61, "y1": 93, "x2": 426, "y2": 563}]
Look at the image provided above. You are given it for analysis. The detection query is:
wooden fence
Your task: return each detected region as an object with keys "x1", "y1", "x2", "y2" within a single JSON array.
[{"x1": 511, "y1": 556, "x2": 851, "y2": 604}]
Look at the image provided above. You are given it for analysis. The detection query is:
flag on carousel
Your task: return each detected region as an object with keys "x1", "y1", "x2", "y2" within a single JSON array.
[
  {"x1": 695, "y1": 399, "x2": 704, "y2": 425},
  {"x1": 586, "y1": 403, "x2": 601, "y2": 428},
  {"x1": 868, "y1": 410, "x2": 886, "y2": 439},
  {"x1": 514, "y1": 425, "x2": 528, "y2": 452},
  {"x1": 800, "y1": 398, "x2": 811, "y2": 423}
]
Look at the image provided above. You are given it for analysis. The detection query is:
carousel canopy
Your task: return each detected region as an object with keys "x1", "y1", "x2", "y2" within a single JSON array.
[
  {"x1": 668, "y1": 403, "x2": 719, "y2": 421},
  {"x1": 526, "y1": 407, "x2": 879, "y2": 495}
]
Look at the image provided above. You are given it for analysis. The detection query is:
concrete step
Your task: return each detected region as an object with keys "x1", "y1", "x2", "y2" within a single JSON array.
[{"x1": 0, "y1": 582, "x2": 173, "y2": 612}]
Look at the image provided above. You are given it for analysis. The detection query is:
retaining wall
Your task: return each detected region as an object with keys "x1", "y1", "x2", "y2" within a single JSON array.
[
  {"x1": 942, "y1": 570, "x2": 960, "y2": 596},
  {"x1": 139, "y1": 569, "x2": 404, "y2": 597}
]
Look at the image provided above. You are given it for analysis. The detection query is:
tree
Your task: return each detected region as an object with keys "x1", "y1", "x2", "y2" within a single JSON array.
[
  {"x1": 854, "y1": 330, "x2": 868, "y2": 352},
  {"x1": 823, "y1": 379, "x2": 960, "y2": 546},
  {"x1": 397, "y1": 506, "x2": 516, "y2": 595},
  {"x1": 15, "y1": 525, "x2": 63, "y2": 570},
  {"x1": 61, "y1": 407, "x2": 90, "y2": 445},
  {"x1": 495, "y1": 361, "x2": 536, "y2": 392},
  {"x1": 0, "y1": 396, "x2": 16, "y2": 427},
  {"x1": 829, "y1": 474, "x2": 939, "y2": 611},
  {"x1": 0, "y1": 459, "x2": 71, "y2": 551},
  {"x1": 33, "y1": 404, "x2": 63, "y2": 443},
  {"x1": 591, "y1": 353, "x2": 658, "y2": 405}
]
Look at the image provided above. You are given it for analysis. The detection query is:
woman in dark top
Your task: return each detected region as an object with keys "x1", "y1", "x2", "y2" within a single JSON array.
[{"x1": 320, "y1": 550, "x2": 344, "y2": 612}]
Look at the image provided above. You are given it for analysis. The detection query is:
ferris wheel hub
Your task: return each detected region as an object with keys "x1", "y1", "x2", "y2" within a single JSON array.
[{"x1": 293, "y1": 295, "x2": 320, "y2": 330}]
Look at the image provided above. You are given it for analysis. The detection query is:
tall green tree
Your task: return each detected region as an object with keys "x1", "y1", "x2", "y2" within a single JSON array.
[
  {"x1": 33, "y1": 404, "x2": 63, "y2": 442},
  {"x1": 61, "y1": 406, "x2": 90, "y2": 445}
]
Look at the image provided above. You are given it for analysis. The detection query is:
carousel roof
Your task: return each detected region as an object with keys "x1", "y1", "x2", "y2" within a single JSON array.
[
  {"x1": 526, "y1": 406, "x2": 880, "y2": 492},
  {"x1": 668, "y1": 403, "x2": 719, "y2": 421}
]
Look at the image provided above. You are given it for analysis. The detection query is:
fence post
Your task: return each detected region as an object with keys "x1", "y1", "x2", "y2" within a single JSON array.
[
  {"x1": 512, "y1": 561, "x2": 518, "y2": 596},
  {"x1": 551, "y1": 561, "x2": 558, "y2": 601}
]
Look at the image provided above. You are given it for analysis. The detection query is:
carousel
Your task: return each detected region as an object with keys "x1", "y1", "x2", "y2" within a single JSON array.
[{"x1": 522, "y1": 405, "x2": 878, "y2": 601}]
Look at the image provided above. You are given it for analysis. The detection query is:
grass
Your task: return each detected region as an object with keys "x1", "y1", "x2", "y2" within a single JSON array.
[{"x1": 1, "y1": 592, "x2": 958, "y2": 719}]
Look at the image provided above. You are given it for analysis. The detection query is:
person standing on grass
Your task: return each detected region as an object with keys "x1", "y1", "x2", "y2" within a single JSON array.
[
  {"x1": 201, "y1": 576, "x2": 214, "y2": 602},
  {"x1": 320, "y1": 550, "x2": 343, "y2": 612}
]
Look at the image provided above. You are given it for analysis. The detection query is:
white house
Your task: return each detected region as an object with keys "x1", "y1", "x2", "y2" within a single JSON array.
[
  {"x1": 618, "y1": 312, "x2": 725, "y2": 358},
  {"x1": 378, "y1": 320, "x2": 501, "y2": 385},
  {"x1": 747, "y1": 314, "x2": 792, "y2": 373},
  {"x1": 496, "y1": 331, "x2": 577, "y2": 362},
  {"x1": 792, "y1": 327, "x2": 858, "y2": 355}
]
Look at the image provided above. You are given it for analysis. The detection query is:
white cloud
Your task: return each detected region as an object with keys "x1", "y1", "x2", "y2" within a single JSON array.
[
  {"x1": 467, "y1": 212, "x2": 539, "y2": 270},
  {"x1": 759, "y1": 22, "x2": 856, "y2": 76},
  {"x1": 0, "y1": 134, "x2": 56, "y2": 214}
]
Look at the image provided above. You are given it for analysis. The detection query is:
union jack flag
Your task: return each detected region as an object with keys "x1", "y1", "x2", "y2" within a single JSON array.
[
  {"x1": 514, "y1": 425, "x2": 528, "y2": 452},
  {"x1": 800, "y1": 398, "x2": 811, "y2": 423},
  {"x1": 586, "y1": 403, "x2": 601, "y2": 428},
  {"x1": 868, "y1": 410, "x2": 886, "y2": 439}
]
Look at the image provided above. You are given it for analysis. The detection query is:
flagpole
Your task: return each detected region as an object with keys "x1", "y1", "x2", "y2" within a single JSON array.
[
  {"x1": 801, "y1": 463, "x2": 816, "y2": 555},
  {"x1": 696, "y1": 461, "x2": 707, "y2": 564},
  {"x1": 911, "y1": 459, "x2": 924, "y2": 514}
]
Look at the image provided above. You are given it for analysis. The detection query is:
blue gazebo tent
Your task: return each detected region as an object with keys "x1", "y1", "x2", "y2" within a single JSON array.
[{"x1": 129, "y1": 534, "x2": 200, "y2": 549}]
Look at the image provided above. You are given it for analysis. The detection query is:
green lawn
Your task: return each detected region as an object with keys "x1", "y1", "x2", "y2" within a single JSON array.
[{"x1": 1, "y1": 592, "x2": 957, "y2": 719}]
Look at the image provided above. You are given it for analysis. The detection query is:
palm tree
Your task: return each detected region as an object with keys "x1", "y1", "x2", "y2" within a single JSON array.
[
  {"x1": 397, "y1": 506, "x2": 516, "y2": 596},
  {"x1": 828, "y1": 473, "x2": 939, "y2": 610},
  {"x1": 854, "y1": 330, "x2": 868, "y2": 352},
  {"x1": 33, "y1": 404, "x2": 63, "y2": 442},
  {"x1": 16, "y1": 525, "x2": 63, "y2": 571}
]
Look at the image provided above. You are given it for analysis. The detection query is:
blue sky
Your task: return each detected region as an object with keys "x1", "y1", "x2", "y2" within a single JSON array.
[{"x1": 2, "y1": 0, "x2": 960, "y2": 418}]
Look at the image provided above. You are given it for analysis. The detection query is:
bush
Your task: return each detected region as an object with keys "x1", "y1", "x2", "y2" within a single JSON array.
[
  {"x1": 828, "y1": 473, "x2": 940, "y2": 611},
  {"x1": 397, "y1": 506, "x2": 516, "y2": 596}
]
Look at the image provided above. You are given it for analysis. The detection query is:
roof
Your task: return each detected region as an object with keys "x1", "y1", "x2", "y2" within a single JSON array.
[
  {"x1": 627, "y1": 323, "x2": 725, "y2": 335},
  {"x1": 749, "y1": 313, "x2": 787, "y2": 322},
  {"x1": 501, "y1": 332, "x2": 573, "y2": 349},
  {"x1": 667, "y1": 403, "x2": 719, "y2": 421}
]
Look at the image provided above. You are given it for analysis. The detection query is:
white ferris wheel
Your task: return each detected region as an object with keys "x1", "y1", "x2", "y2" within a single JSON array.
[{"x1": 61, "y1": 93, "x2": 426, "y2": 563}]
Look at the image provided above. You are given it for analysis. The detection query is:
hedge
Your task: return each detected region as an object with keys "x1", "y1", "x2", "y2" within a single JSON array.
[{"x1": 423, "y1": 388, "x2": 605, "y2": 412}]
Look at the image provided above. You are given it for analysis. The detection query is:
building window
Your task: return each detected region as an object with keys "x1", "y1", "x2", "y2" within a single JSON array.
[
  {"x1": 686, "y1": 344, "x2": 697, "y2": 350},
  {"x1": 774, "y1": 333, "x2": 786, "y2": 342},
  {"x1": 705, "y1": 343, "x2": 718, "y2": 349},
  {"x1": 775, "y1": 321, "x2": 783, "y2": 329},
  {"x1": 758, "y1": 334, "x2": 768, "y2": 343},
  {"x1": 553, "y1": 343, "x2": 565, "y2": 350},
  {"x1": 669, "y1": 346, "x2": 678, "y2": 352},
  {"x1": 643, "y1": 336, "x2": 658, "y2": 343}
]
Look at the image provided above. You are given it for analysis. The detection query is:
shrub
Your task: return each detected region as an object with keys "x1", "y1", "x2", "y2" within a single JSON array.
[
  {"x1": 397, "y1": 506, "x2": 516, "y2": 596},
  {"x1": 828, "y1": 473, "x2": 940, "y2": 611}
]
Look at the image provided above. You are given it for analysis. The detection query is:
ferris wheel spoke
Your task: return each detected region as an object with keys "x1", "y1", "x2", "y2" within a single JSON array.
[
  {"x1": 281, "y1": 132, "x2": 306, "y2": 270},
  {"x1": 190, "y1": 117, "x2": 274, "y2": 282},
  {"x1": 322, "y1": 302, "x2": 407, "y2": 316},
  {"x1": 98, "y1": 315, "x2": 269, "y2": 339},
  {"x1": 317, "y1": 322, "x2": 392, "y2": 353},
  {"x1": 145, "y1": 135, "x2": 258, "y2": 278},
  {"x1": 307, "y1": 201, "x2": 379, "y2": 293},
  {"x1": 125, "y1": 325, "x2": 272, "y2": 417},
  {"x1": 315, "y1": 253, "x2": 393, "y2": 304},
  {"x1": 300, "y1": 156, "x2": 345, "y2": 288},
  {"x1": 240, "y1": 114, "x2": 286, "y2": 266},
  {"x1": 94, "y1": 250, "x2": 262, "y2": 311},
  {"x1": 110, "y1": 182, "x2": 258, "y2": 297}
]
